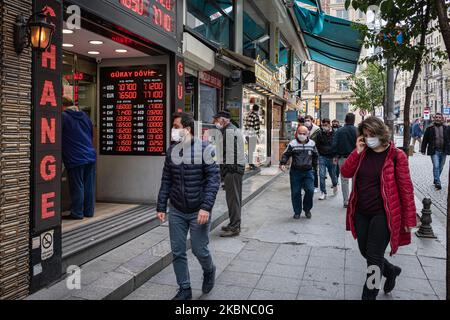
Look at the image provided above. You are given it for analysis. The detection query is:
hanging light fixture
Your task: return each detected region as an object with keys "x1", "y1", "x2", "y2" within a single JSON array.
[{"x1": 14, "y1": 11, "x2": 55, "y2": 54}]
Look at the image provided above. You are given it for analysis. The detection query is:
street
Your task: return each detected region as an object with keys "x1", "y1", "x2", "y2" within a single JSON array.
[{"x1": 125, "y1": 156, "x2": 447, "y2": 300}]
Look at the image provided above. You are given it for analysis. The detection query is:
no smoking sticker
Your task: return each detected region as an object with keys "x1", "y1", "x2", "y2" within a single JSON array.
[{"x1": 40, "y1": 230, "x2": 54, "y2": 261}]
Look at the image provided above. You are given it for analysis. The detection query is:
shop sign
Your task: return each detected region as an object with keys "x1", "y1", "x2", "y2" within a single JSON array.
[
  {"x1": 32, "y1": 0, "x2": 63, "y2": 233},
  {"x1": 278, "y1": 66, "x2": 287, "y2": 84},
  {"x1": 199, "y1": 71, "x2": 222, "y2": 89},
  {"x1": 255, "y1": 62, "x2": 280, "y2": 95}
]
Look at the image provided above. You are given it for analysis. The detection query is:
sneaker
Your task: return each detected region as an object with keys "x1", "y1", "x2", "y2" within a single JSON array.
[
  {"x1": 384, "y1": 266, "x2": 402, "y2": 294},
  {"x1": 293, "y1": 214, "x2": 300, "y2": 219},
  {"x1": 221, "y1": 225, "x2": 232, "y2": 232},
  {"x1": 314, "y1": 188, "x2": 319, "y2": 193},
  {"x1": 172, "y1": 287, "x2": 192, "y2": 300},
  {"x1": 202, "y1": 265, "x2": 216, "y2": 294},
  {"x1": 435, "y1": 184, "x2": 442, "y2": 190},
  {"x1": 332, "y1": 186, "x2": 338, "y2": 196},
  {"x1": 319, "y1": 192, "x2": 326, "y2": 200},
  {"x1": 220, "y1": 228, "x2": 240, "y2": 237},
  {"x1": 305, "y1": 211, "x2": 312, "y2": 219},
  {"x1": 62, "y1": 214, "x2": 83, "y2": 220}
]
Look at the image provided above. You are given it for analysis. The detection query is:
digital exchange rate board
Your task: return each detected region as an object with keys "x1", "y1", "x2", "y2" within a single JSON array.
[{"x1": 100, "y1": 65, "x2": 166, "y2": 155}]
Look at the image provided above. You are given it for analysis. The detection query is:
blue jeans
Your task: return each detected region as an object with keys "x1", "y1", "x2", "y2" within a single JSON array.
[
  {"x1": 67, "y1": 162, "x2": 96, "y2": 218},
  {"x1": 169, "y1": 206, "x2": 214, "y2": 290},
  {"x1": 319, "y1": 156, "x2": 338, "y2": 194},
  {"x1": 289, "y1": 169, "x2": 314, "y2": 215},
  {"x1": 431, "y1": 150, "x2": 447, "y2": 185}
]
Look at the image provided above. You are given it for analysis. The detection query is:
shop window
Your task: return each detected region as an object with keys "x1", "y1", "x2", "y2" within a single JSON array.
[
  {"x1": 186, "y1": 0, "x2": 233, "y2": 49},
  {"x1": 243, "y1": 1, "x2": 269, "y2": 60},
  {"x1": 200, "y1": 84, "x2": 219, "y2": 124},
  {"x1": 336, "y1": 102, "x2": 349, "y2": 121},
  {"x1": 292, "y1": 53, "x2": 302, "y2": 95}
]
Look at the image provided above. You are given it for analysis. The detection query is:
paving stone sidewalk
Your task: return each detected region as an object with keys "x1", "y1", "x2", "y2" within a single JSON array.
[{"x1": 125, "y1": 173, "x2": 447, "y2": 300}]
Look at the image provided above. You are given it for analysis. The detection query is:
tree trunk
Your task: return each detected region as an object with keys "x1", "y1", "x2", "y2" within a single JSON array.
[
  {"x1": 403, "y1": 0, "x2": 431, "y2": 151},
  {"x1": 434, "y1": 0, "x2": 450, "y2": 61}
]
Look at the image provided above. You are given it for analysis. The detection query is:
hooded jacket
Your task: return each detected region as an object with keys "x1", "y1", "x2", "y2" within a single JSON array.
[
  {"x1": 341, "y1": 144, "x2": 417, "y2": 255},
  {"x1": 62, "y1": 109, "x2": 96, "y2": 169}
]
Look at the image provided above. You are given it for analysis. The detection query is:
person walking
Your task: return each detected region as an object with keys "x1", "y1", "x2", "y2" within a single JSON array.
[
  {"x1": 341, "y1": 116, "x2": 417, "y2": 300},
  {"x1": 280, "y1": 125, "x2": 318, "y2": 219},
  {"x1": 304, "y1": 115, "x2": 320, "y2": 193},
  {"x1": 421, "y1": 112, "x2": 450, "y2": 190},
  {"x1": 213, "y1": 110, "x2": 246, "y2": 237},
  {"x1": 332, "y1": 119, "x2": 341, "y2": 132},
  {"x1": 244, "y1": 98, "x2": 261, "y2": 170},
  {"x1": 157, "y1": 112, "x2": 220, "y2": 300},
  {"x1": 332, "y1": 113, "x2": 357, "y2": 208},
  {"x1": 315, "y1": 118, "x2": 338, "y2": 200},
  {"x1": 62, "y1": 97, "x2": 96, "y2": 220},
  {"x1": 410, "y1": 119, "x2": 423, "y2": 153}
]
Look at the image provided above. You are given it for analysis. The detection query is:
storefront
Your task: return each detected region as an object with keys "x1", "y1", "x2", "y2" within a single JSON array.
[{"x1": 9, "y1": 0, "x2": 186, "y2": 294}]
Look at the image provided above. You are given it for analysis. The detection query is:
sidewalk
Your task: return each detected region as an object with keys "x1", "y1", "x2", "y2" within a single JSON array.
[
  {"x1": 125, "y1": 173, "x2": 446, "y2": 300},
  {"x1": 26, "y1": 168, "x2": 281, "y2": 300}
]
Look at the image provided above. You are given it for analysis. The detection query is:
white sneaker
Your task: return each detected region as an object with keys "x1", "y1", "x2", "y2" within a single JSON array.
[
  {"x1": 332, "y1": 186, "x2": 338, "y2": 196},
  {"x1": 319, "y1": 192, "x2": 326, "y2": 200},
  {"x1": 314, "y1": 188, "x2": 319, "y2": 193}
]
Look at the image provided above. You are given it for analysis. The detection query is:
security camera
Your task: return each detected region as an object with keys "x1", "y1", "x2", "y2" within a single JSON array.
[{"x1": 96, "y1": 57, "x2": 102, "y2": 64}]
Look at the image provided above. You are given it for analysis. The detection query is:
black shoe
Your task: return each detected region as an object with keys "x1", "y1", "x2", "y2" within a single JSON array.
[
  {"x1": 172, "y1": 287, "x2": 192, "y2": 300},
  {"x1": 221, "y1": 225, "x2": 232, "y2": 232},
  {"x1": 343, "y1": 203, "x2": 349, "y2": 208},
  {"x1": 305, "y1": 211, "x2": 312, "y2": 219},
  {"x1": 435, "y1": 184, "x2": 442, "y2": 190},
  {"x1": 384, "y1": 266, "x2": 401, "y2": 294},
  {"x1": 202, "y1": 265, "x2": 216, "y2": 294},
  {"x1": 293, "y1": 214, "x2": 300, "y2": 219},
  {"x1": 220, "y1": 228, "x2": 240, "y2": 237}
]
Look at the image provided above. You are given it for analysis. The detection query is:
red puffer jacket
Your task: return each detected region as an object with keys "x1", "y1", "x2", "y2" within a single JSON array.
[{"x1": 341, "y1": 143, "x2": 417, "y2": 255}]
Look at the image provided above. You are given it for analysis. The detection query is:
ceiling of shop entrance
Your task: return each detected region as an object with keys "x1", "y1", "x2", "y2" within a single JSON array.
[{"x1": 62, "y1": 24, "x2": 149, "y2": 59}]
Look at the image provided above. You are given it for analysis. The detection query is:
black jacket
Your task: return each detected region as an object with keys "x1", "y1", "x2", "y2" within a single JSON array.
[
  {"x1": 157, "y1": 139, "x2": 220, "y2": 214},
  {"x1": 217, "y1": 122, "x2": 245, "y2": 177},
  {"x1": 421, "y1": 124, "x2": 450, "y2": 155},
  {"x1": 332, "y1": 124, "x2": 357, "y2": 157},
  {"x1": 316, "y1": 129, "x2": 335, "y2": 157},
  {"x1": 280, "y1": 138, "x2": 318, "y2": 171}
]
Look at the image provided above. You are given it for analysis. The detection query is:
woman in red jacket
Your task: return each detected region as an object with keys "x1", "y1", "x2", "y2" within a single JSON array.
[{"x1": 341, "y1": 116, "x2": 417, "y2": 300}]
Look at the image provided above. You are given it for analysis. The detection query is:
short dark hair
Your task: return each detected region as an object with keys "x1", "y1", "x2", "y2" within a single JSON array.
[
  {"x1": 321, "y1": 118, "x2": 331, "y2": 124},
  {"x1": 173, "y1": 112, "x2": 195, "y2": 134},
  {"x1": 252, "y1": 104, "x2": 259, "y2": 112},
  {"x1": 63, "y1": 96, "x2": 73, "y2": 107},
  {"x1": 435, "y1": 112, "x2": 443, "y2": 117},
  {"x1": 305, "y1": 115, "x2": 314, "y2": 121},
  {"x1": 345, "y1": 113, "x2": 355, "y2": 125}
]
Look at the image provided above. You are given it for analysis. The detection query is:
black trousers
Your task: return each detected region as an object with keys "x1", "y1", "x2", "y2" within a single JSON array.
[
  {"x1": 224, "y1": 172, "x2": 243, "y2": 230},
  {"x1": 355, "y1": 212, "x2": 396, "y2": 299}
]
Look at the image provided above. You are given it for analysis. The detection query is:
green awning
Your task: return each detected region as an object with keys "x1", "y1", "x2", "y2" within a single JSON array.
[{"x1": 294, "y1": 3, "x2": 363, "y2": 74}]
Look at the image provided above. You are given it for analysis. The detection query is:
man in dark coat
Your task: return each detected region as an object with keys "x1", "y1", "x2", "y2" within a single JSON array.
[{"x1": 157, "y1": 112, "x2": 220, "y2": 300}]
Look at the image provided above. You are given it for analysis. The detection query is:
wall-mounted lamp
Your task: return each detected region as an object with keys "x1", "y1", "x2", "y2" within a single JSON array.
[{"x1": 14, "y1": 11, "x2": 55, "y2": 55}]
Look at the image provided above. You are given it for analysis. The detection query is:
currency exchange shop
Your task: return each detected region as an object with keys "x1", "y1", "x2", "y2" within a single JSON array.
[{"x1": 28, "y1": 0, "x2": 184, "y2": 292}]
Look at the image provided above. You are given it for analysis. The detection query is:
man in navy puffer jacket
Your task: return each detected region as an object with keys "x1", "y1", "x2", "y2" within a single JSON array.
[{"x1": 157, "y1": 112, "x2": 220, "y2": 300}]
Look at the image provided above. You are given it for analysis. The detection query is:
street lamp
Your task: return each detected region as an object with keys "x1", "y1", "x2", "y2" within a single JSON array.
[{"x1": 14, "y1": 11, "x2": 55, "y2": 55}]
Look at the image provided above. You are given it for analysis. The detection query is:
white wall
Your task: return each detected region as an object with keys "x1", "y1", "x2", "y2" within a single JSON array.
[{"x1": 96, "y1": 56, "x2": 170, "y2": 204}]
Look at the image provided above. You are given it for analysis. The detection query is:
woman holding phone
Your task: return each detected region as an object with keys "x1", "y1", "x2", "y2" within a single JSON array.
[{"x1": 341, "y1": 116, "x2": 417, "y2": 300}]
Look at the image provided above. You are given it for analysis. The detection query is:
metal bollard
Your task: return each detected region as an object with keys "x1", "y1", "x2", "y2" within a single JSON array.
[{"x1": 415, "y1": 198, "x2": 437, "y2": 239}]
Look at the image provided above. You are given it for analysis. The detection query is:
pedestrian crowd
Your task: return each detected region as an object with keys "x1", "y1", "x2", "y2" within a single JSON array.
[{"x1": 151, "y1": 108, "x2": 448, "y2": 301}]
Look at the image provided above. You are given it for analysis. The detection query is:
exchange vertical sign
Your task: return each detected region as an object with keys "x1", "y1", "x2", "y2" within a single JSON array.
[{"x1": 30, "y1": 0, "x2": 63, "y2": 291}]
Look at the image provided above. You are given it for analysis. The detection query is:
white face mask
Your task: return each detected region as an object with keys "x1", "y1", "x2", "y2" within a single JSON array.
[
  {"x1": 365, "y1": 137, "x2": 381, "y2": 149},
  {"x1": 305, "y1": 121, "x2": 312, "y2": 127},
  {"x1": 297, "y1": 134, "x2": 307, "y2": 142},
  {"x1": 171, "y1": 128, "x2": 184, "y2": 142}
]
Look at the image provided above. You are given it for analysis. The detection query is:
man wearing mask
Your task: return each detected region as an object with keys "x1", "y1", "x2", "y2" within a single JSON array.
[
  {"x1": 332, "y1": 119, "x2": 341, "y2": 132},
  {"x1": 244, "y1": 98, "x2": 261, "y2": 170},
  {"x1": 304, "y1": 115, "x2": 320, "y2": 193},
  {"x1": 315, "y1": 118, "x2": 338, "y2": 200},
  {"x1": 332, "y1": 113, "x2": 358, "y2": 208},
  {"x1": 421, "y1": 113, "x2": 450, "y2": 190},
  {"x1": 213, "y1": 111, "x2": 246, "y2": 237},
  {"x1": 157, "y1": 112, "x2": 220, "y2": 300},
  {"x1": 280, "y1": 125, "x2": 318, "y2": 219}
]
